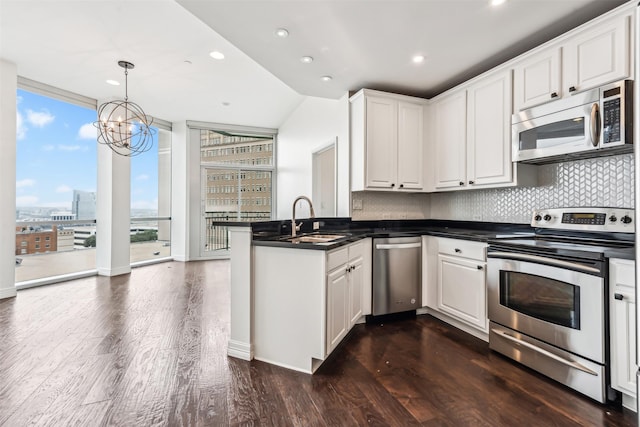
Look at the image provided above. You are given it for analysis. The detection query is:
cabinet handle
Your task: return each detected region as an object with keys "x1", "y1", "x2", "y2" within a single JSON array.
[
  {"x1": 550, "y1": 92, "x2": 558, "y2": 98},
  {"x1": 399, "y1": 184, "x2": 404, "y2": 188},
  {"x1": 569, "y1": 86, "x2": 577, "y2": 93},
  {"x1": 477, "y1": 265, "x2": 483, "y2": 270},
  {"x1": 614, "y1": 293, "x2": 624, "y2": 300},
  {"x1": 468, "y1": 180, "x2": 474, "y2": 185},
  {"x1": 455, "y1": 248, "x2": 461, "y2": 253},
  {"x1": 391, "y1": 183, "x2": 395, "y2": 188},
  {"x1": 459, "y1": 181, "x2": 464, "y2": 186}
]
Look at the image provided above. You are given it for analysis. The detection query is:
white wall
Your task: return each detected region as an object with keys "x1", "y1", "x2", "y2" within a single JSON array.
[
  {"x1": 0, "y1": 59, "x2": 17, "y2": 298},
  {"x1": 276, "y1": 95, "x2": 350, "y2": 219}
]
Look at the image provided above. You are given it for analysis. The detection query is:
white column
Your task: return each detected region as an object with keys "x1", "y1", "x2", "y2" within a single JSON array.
[
  {"x1": 0, "y1": 59, "x2": 17, "y2": 299},
  {"x1": 170, "y1": 121, "x2": 188, "y2": 261},
  {"x1": 228, "y1": 227, "x2": 254, "y2": 360},
  {"x1": 96, "y1": 124, "x2": 131, "y2": 276}
]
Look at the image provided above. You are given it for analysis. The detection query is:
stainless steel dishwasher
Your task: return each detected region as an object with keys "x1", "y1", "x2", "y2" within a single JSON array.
[{"x1": 372, "y1": 236, "x2": 422, "y2": 315}]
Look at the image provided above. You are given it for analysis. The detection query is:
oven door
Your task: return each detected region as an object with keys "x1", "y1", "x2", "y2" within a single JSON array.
[{"x1": 487, "y1": 253, "x2": 605, "y2": 364}]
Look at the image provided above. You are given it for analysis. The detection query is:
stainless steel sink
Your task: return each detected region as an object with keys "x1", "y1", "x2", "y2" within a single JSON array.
[{"x1": 282, "y1": 233, "x2": 348, "y2": 244}]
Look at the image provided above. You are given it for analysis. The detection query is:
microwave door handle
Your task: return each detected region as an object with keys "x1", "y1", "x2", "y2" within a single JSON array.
[{"x1": 589, "y1": 102, "x2": 601, "y2": 147}]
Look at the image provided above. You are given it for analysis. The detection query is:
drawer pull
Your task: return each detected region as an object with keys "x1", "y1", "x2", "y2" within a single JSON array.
[
  {"x1": 454, "y1": 248, "x2": 461, "y2": 253},
  {"x1": 477, "y1": 265, "x2": 483, "y2": 270},
  {"x1": 614, "y1": 293, "x2": 624, "y2": 300}
]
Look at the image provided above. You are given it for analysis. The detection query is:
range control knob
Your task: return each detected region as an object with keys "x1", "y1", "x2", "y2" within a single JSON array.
[
  {"x1": 543, "y1": 214, "x2": 552, "y2": 221},
  {"x1": 609, "y1": 215, "x2": 617, "y2": 223},
  {"x1": 534, "y1": 214, "x2": 542, "y2": 222},
  {"x1": 621, "y1": 215, "x2": 633, "y2": 224}
]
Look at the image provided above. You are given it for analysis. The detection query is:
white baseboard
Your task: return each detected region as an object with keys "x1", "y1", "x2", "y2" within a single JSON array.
[
  {"x1": 0, "y1": 286, "x2": 17, "y2": 299},
  {"x1": 97, "y1": 265, "x2": 131, "y2": 277},
  {"x1": 227, "y1": 339, "x2": 254, "y2": 361}
]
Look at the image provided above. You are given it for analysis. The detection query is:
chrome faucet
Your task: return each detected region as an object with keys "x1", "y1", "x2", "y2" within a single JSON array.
[{"x1": 292, "y1": 195, "x2": 315, "y2": 237}]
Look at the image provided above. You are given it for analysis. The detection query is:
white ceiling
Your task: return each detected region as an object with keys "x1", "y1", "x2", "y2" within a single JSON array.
[{"x1": 0, "y1": 0, "x2": 629, "y2": 129}]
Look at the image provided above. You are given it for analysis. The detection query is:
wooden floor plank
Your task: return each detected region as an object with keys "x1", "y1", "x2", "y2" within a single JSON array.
[{"x1": 0, "y1": 260, "x2": 636, "y2": 427}]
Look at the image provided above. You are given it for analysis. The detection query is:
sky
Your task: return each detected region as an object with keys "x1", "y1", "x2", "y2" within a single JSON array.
[{"x1": 16, "y1": 89, "x2": 159, "y2": 212}]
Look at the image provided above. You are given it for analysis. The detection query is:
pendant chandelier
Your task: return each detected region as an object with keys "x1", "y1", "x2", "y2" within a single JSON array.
[{"x1": 94, "y1": 60, "x2": 155, "y2": 157}]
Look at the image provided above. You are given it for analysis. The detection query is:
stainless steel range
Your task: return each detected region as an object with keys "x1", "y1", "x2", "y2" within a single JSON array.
[{"x1": 487, "y1": 207, "x2": 634, "y2": 403}]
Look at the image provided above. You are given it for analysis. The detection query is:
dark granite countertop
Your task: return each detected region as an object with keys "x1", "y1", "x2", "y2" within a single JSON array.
[{"x1": 250, "y1": 218, "x2": 537, "y2": 251}]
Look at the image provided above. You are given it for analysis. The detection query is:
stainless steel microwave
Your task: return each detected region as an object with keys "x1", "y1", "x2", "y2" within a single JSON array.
[{"x1": 512, "y1": 80, "x2": 633, "y2": 164}]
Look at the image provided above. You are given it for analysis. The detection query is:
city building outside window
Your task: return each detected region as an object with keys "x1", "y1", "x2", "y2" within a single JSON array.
[{"x1": 199, "y1": 128, "x2": 275, "y2": 255}]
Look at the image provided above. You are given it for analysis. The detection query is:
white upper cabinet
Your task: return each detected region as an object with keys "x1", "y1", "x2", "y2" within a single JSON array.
[
  {"x1": 434, "y1": 89, "x2": 467, "y2": 189},
  {"x1": 396, "y1": 101, "x2": 424, "y2": 190},
  {"x1": 467, "y1": 70, "x2": 513, "y2": 187},
  {"x1": 514, "y1": 12, "x2": 631, "y2": 111},
  {"x1": 563, "y1": 14, "x2": 630, "y2": 94},
  {"x1": 431, "y1": 69, "x2": 530, "y2": 191},
  {"x1": 364, "y1": 96, "x2": 398, "y2": 189},
  {"x1": 350, "y1": 89, "x2": 425, "y2": 192},
  {"x1": 513, "y1": 48, "x2": 562, "y2": 111}
]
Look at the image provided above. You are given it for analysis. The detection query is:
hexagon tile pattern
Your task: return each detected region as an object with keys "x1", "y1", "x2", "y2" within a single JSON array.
[{"x1": 430, "y1": 154, "x2": 634, "y2": 223}]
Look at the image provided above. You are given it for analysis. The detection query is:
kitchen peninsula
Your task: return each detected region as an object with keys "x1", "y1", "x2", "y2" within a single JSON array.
[{"x1": 227, "y1": 218, "x2": 539, "y2": 373}]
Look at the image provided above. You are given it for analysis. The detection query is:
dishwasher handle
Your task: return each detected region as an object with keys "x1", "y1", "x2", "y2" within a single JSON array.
[{"x1": 375, "y1": 242, "x2": 421, "y2": 250}]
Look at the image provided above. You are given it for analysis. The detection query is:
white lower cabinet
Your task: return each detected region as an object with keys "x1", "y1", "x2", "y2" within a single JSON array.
[
  {"x1": 610, "y1": 258, "x2": 637, "y2": 411},
  {"x1": 252, "y1": 238, "x2": 371, "y2": 373},
  {"x1": 326, "y1": 240, "x2": 367, "y2": 356},
  {"x1": 436, "y1": 238, "x2": 488, "y2": 333}
]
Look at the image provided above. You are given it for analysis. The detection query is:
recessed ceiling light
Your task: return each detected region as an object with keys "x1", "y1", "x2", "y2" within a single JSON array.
[
  {"x1": 275, "y1": 28, "x2": 289, "y2": 38},
  {"x1": 209, "y1": 51, "x2": 225, "y2": 60},
  {"x1": 320, "y1": 76, "x2": 332, "y2": 82},
  {"x1": 300, "y1": 56, "x2": 314, "y2": 64},
  {"x1": 106, "y1": 80, "x2": 120, "y2": 86},
  {"x1": 412, "y1": 55, "x2": 425, "y2": 64},
  {"x1": 491, "y1": 0, "x2": 506, "y2": 6}
]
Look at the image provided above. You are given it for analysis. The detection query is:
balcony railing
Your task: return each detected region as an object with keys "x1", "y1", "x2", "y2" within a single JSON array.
[{"x1": 204, "y1": 211, "x2": 270, "y2": 252}]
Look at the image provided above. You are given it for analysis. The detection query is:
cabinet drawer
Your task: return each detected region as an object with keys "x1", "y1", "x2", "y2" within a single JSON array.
[
  {"x1": 611, "y1": 259, "x2": 635, "y2": 290},
  {"x1": 327, "y1": 247, "x2": 349, "y2": 271},
  {"x1": 437, "y1": 237, "x2": 486, "y2": 261},
  {"x1": 348, "y1": 241, "x2": 365, "y2": 260}
]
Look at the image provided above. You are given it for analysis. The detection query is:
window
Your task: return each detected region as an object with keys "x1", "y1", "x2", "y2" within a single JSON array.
[
  {"x1": 198, "y1": 128, "x2": 275, "y2": 255},
  {"x1": 15, "y1": 88, "x2": 97, "y2": 283},
  {"x1": 130, "y1": 125, "x2": 171, "y2": 265}
]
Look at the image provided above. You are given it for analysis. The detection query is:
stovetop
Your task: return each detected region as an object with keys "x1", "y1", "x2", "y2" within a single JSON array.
[{"x1": 489, "y1": 207, "x2": 635, "y2": 260}]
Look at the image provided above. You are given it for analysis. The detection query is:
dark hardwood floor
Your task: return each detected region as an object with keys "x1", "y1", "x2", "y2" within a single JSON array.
[{"x1": 0, "y1": 260, "x2": 637, "y2": 426}]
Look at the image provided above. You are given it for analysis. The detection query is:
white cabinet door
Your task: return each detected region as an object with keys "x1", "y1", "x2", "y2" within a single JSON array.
[
  {"x1": 326, "y1": 266, "x2": 349, "y2": 355},
  {"x1": 610, "y1": 259, "x2": 637, "y2": 401},
  {"x1": 397, "y1": 101, "x2": 424, "y2": 190},
  {"x1": 467, "y1": 70, "x2": 513, "y2": 186},
  {"x1": 437, "y1": 254, "x2": 487, "y2": 331},
  {"x1": 434, "y1": 90, "x2": 467, "y2": 189},
  {"x1": 513, "y1": 47, "x2": 561, "y2": 111},
  {"x1": 348, "y1": 255, "x2": 364, "y2": 328},
  {"x1": 365, "y1": 96, "x2": 398, "y2": 189},
  {"x1": 563, "y1": 14, "x2": 630, "y2": 94}
]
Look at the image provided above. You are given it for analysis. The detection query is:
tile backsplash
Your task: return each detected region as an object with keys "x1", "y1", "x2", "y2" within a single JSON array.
[
  {"x1": 352, "y1": 154, "x2": 634, "y2": 224},
  {"x1": 351, "y1": 191, "x2": 430, "y2": 220}
]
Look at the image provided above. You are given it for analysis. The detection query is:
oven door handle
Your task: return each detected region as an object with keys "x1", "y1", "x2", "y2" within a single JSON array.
[
  {"x1": 491, "y1": 328, "x2": 598, "y2": 376},
  {"x1": 488, "y1": 251, "x2": 600, "y2": 274}
]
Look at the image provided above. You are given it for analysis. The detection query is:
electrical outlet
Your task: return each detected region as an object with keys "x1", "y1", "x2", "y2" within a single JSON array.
[
  {"x1": 382, "y1": 213, "x2": 391, "y2": 219},
  {"x1": 313, "y1": 221, "x2": 320, "y2": 230},
  {"x1": 399, "y1": 213, "x2": 407, "y2": 219},
  {"x1": 472, "y1": 214, "x2": 482, "y2": 221},
  {"x1": 352, "y1": 198, "x2": 363, "y2": 210}
]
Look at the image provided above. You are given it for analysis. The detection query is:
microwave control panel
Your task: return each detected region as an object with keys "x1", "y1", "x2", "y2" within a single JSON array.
[
  {"x1": 602, "y1": 97, "x2": 621, "y2": 143},
  {"x1": 531, "y1": 207, "x2": 634, "y2": 232}
]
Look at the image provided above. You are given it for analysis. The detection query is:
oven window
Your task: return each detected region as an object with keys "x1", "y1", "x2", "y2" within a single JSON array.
[
  {"x1": 499, "y1": 271, "x2": 580, "y2": 329},
  {"x1": 519, "y1": 118, "x2": 585, "y2": 150}
]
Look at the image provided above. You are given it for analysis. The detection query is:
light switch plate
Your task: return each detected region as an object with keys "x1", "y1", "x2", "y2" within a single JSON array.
[
  {"x1": 313, "y1": 221, "x2": 320, "y2": 230},
  {"x1": 352, "y1": 198, "x2": 363, "y2": 210}
]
